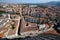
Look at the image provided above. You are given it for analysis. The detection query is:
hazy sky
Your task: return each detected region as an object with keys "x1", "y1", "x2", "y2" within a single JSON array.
[{"x1": 0, "y1": 0, "x2": 60, "y2": 3}]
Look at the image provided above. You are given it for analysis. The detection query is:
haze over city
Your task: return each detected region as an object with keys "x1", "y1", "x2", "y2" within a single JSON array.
[{"x1": 0, "y1": 0, "x2": 60, "y2": 3}]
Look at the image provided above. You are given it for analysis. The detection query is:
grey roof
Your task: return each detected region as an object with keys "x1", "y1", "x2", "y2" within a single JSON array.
[{"x1": 25, "y1": 17, "x2": 38, "y2": 24}]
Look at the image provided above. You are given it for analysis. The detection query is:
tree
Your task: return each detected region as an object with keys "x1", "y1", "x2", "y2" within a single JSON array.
[
  {"x1": 10, "y1": 24, "x2": 15, "y2": 30},
  {"x1": 36, "y1": 18, "x2": 40, "y2": 29},
  {"x1": 37, "y1": 5, "x2": 47, "y2": 8}
]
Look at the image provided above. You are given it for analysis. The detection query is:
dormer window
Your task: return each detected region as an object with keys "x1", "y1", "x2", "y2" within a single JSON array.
[{"x1": 26, "y1": 23, "x2": 28, "y2": 26}]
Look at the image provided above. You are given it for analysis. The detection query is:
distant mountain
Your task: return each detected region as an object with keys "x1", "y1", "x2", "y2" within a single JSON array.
[
  {"x1": 0, "y1": 1, "x2": 60, "y2": 7},
  {"x1": 44, "y1": 1, "x2": 60, "y2": 6}
]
